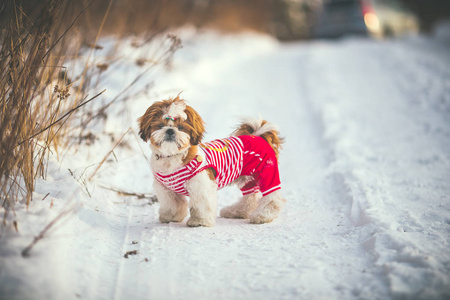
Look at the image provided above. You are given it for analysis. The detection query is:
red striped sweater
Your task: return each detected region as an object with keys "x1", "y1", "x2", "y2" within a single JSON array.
[{"x1": 153, "y1": 135, "x2": 281, "y2": 197}]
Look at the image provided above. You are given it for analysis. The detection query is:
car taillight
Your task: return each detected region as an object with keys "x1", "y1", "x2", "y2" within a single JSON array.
[{"x1": 361, "y1": 0, "x2": 380, "y2": 33}]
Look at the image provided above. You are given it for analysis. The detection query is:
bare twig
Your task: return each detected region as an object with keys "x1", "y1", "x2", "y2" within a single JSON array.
[
  {"x1": 42, "y1": 0, "x2": 96, "y2": 60},
  {"x1": 16, "y1": 89, "x2": 106, "y2": 146},
  {"x1": 41, "y1": 193, "x2": 50, "y2": 201},
  {"x1": 98, "y1": 184, "x2": 156, "y2": 202},
  {"x1": 21, "y1": 203, "x2": 78, "y2": 257},
  {"x1": 68, "y1": 169, "x2": 92, "y2": 198},
  {"x1": 131, "y1": 128, "x2": 151, "y2": 166},
  {"x1": 88, "y1": 127, "x2": 131, "y2": 181},
  {"x1": 124, "y1": 250, "x2": 139, "y2": 258},
  {"x1": 82, "y1": 67, "x2": 154, "y2": 126},
  {"x1": 13, "y1": 220, "x2": 19, "y2": 232}
]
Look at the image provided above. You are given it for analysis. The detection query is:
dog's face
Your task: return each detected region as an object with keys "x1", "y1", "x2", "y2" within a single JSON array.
[{"x1": 138, "y1": 96, "x2": 205, "y2": 156}]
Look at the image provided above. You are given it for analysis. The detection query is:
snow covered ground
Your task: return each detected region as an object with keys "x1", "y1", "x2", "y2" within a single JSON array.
[{"x1": 1, "y1": 26, "x2": 449, "y2": 300}]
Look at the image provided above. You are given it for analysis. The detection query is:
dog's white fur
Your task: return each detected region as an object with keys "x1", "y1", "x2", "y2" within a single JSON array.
[
  {"x1": 185, "y1": 171, "x2": 218, "y2": 227},
  {"x1": 153, "y1": 180, "x2": 188, "y2": 223},
  {"x1": 151, "y1": 127, "x2": 190, "y2": 157},
  {"x1": 163, "y1": 101, "x2": 187, "y2": 121},
  {"x1": 140, "y1": 99, "x2": 285, "y2": 227}
]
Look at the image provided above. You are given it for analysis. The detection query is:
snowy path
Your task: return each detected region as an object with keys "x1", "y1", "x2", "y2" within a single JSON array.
[
  {"x1": 1, "y1": 31, "x2": 450, "y2": 300},
  {"x1": 102, "y1": 45, "x2": 384, "y2": 300}
]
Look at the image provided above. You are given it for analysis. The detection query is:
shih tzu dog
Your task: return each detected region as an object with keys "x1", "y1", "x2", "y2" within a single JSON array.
[{"x1": 138, "y1": 95, "x2": 285, "y2": 227}]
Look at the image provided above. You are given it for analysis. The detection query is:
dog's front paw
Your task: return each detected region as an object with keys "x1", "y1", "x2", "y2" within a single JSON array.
[{"x1": 186, "y1": 216, "x2": 215, "y2": 227}]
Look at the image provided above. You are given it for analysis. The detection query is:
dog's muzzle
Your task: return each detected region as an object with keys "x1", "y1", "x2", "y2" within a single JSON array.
[{"x1": 164, "y1": 128, "x2": 176, "y2": 142}]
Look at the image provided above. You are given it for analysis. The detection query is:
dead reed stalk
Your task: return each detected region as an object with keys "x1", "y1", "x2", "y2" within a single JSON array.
[
  {"x1": 88, "y1": 127, "x2": 131, "y2": 181},
  {"x1": 21, "y1": 201, "x2": 78, "y2": 257},
  {"x1": 0, "y1": 0, "x2": 100, "y2": 212}
]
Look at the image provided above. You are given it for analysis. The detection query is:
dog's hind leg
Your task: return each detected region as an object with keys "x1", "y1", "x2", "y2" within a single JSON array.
[
  {"x1": 220, "y1": 193, "x2": 260, "y2": 219},
  {"x1": 249, "y1": 190, "x2": 285, "y2": 224},
  {"x1": 221, "y1": 176, "x2": 260, "y2": 219}
]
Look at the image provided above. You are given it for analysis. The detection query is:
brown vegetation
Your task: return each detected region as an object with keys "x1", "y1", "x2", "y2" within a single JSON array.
[
  {"x1": 0, "y1": 0, "x2": 109, "y2": 215},
  {"x1": 1, "y1": 0, "x2": 69, "y2": 210}
]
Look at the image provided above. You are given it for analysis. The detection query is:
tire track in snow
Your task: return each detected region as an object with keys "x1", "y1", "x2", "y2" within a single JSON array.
[
  {"x1": 283, "y1": 44, "x2": 391, "y2": 298},
  {"x1": 111, "y1": 203, "x2": 134, "y2": 300},
  {"x1": 109, "y1": 198, "x2": 165, "y2": 300},
  {"x1": 86, "y1": 198, "x2": 133, "y2": 300},
  {"x1": 305, "y1": 38, "x2": 450, "y2": 299},
  {"x1": 62, "y1": 194, "x2": 129, "y2": 300},
  {"x1": 66, "y1": 185, "x2": 150, "y2": 300}
]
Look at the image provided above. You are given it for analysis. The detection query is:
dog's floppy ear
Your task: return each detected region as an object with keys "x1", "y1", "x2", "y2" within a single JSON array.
[
  {"x1": 137, "y1": 115, "x2": 149, "y2": 142},
  {"x1": 138, "y1": 101, "x2": 163, "y2": 142},
  {"x1": 184, "y1": 105, "x2": 205, "y2": 145}
]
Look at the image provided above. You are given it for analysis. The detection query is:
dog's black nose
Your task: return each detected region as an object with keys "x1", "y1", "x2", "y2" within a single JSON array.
[{"x1": 166, "y1": 128, "x2": 175, "y2": 136}]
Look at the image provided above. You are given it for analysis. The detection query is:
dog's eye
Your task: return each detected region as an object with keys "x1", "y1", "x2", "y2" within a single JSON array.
[
  {"x1": 177, "y1": 125, "x2": 184, "y2": 131},
  {"x1": 158, "y1": 124, "x2": 164, "y2": 129}
]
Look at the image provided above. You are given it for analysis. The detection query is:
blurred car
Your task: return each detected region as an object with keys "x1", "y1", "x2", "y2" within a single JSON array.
[
  {"x1": 313, "y1": 0, "x2": 368, "y2": 38},
  {"x1": 312, "y1": 0, "x2": 419, "y2": 39},
  {"x1": 370, "y1": 0, "x2": 419, "y2": 38}
]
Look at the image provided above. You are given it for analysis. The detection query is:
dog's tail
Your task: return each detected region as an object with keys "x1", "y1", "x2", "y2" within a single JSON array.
[{"x1": 232, "y1": 116, "x2": 284, "y2": 159}]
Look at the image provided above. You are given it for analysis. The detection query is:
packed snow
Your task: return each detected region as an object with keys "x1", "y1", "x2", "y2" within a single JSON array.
[{"x1": 1, "y1": 25, "x2": 449, "y2": 300}]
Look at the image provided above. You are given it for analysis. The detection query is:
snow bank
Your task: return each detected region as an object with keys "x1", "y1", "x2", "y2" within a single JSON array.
[{"x1": 305, "y1": 38, "x2": 450, "y2": 299}]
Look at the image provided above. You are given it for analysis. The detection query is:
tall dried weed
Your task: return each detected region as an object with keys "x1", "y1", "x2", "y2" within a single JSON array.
[{"x1": 0, "y1": 0, "x2": 100, "y2": 214}]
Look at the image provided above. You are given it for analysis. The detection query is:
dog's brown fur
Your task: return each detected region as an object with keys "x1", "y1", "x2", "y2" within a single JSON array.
[
  {"x1": 232, "y1": 121, "x2": 284, "y2": 159},
  {"x1": 138, "y1": 96, "x2": 205, "y2": 146}
]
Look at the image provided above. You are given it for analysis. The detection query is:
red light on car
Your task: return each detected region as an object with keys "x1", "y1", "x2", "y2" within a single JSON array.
[
  {"x1": 361, "y1": 0, "x2": 374, "y2": 15},
  {"x1": 361, "y1": 0, "x2": 380, "y2": 33}
]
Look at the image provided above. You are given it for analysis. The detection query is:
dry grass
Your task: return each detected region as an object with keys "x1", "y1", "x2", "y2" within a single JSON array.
[
  {"x1": 0, "y1": 0, "x2": 108, "y2": 214},
  {"x1": 1, "y1": 0, "x2": 64, "y2": 210}
]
